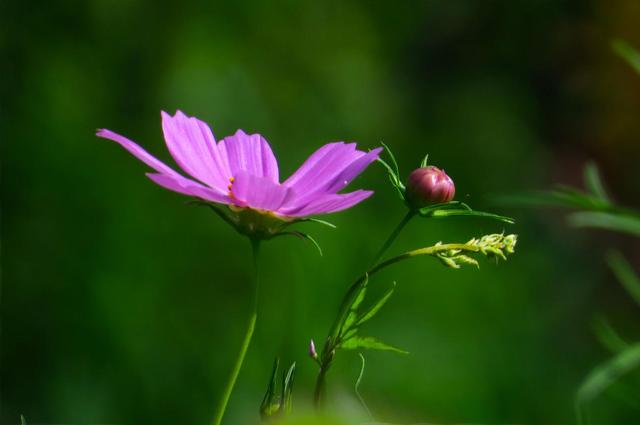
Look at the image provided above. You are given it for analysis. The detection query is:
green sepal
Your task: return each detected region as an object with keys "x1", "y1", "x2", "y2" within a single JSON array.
[{"x1": 420, "y1": 153, "x2": 429, "y2": 168}]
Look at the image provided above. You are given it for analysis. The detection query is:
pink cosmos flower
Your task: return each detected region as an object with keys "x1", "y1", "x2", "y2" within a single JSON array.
[{"x1": 97, "y1": 111, "x2": 381, "y2": 220}]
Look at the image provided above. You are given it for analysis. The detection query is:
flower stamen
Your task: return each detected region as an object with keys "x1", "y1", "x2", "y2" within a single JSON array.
[{"x1": 228, "y1": 176, "x2": 235, "y2": 199}]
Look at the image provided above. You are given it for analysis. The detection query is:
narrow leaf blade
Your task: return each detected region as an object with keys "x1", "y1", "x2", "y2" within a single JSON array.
[
  {"x1": 355, "y1": 282, "x2": 396, "y2": 326},
  {"x1": 568, "y1": 211, "x2": 640, "y2": 236},
  {"x1": 427, "y1": 208, "x2": 515, "y2": 224},
  {"x1": 341, "y1": 336, "x2": 408, "y2": 354},
  {"x1": 342, "y1": 275, "x2": 369, "y2": 334}
]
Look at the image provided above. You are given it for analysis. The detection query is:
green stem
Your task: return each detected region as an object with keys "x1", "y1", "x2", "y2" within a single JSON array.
[
  {"x1": 370, "y1": 210, "x2": 415, "y2": 267},
  {"x1": 314, "y1": 242, "x2": 484, "y2": 408},
  {"x1": 314, "y1": 212, "x2": 416, "y2": 408},
  {"x1": 212, "y1": 238, "x2": 261, "y2": 425}
]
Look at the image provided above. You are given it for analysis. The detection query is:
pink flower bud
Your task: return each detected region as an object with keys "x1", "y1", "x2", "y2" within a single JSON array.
[
  {"x1": 405, "y1": 166, "x2": 455, "y2": 208},
  {"x1": 309, "y1": 339, "x2": 318, "y2": 359}
]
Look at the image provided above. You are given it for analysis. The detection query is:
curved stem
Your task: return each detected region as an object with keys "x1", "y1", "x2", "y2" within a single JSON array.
[
  {"x1": 314, "y1": 241, "x2": 482, "y2": 408},
  {"x1": 212, "y1": 238, "x2": 261, "y2": 425},
  {"x1": 314, "y1": 212, "x2": 416, "y2": 409},
  {"x1": 370, "y1": 210, "x2": 415, "y2": 267},
  {"x1": 313, "y1": 363, "x2": 329, "y2": 407}
]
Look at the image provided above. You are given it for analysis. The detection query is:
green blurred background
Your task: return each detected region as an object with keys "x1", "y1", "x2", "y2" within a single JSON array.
[{"x1": 3, "y1": 0, "x2": 640, "y2": 423}]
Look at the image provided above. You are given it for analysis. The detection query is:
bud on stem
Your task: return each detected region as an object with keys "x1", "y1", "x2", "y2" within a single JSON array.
[{"x1": 405, "y1": 166, "x2": 455, "y2": 209}]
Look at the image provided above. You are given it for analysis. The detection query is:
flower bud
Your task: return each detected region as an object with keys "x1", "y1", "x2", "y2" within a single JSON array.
[
  {"x1": 309, "y1": 339, "x2": 318, "y2": 359},
  {"x1": 405, "y1": 166, "x2": 455, "y2": 209}
]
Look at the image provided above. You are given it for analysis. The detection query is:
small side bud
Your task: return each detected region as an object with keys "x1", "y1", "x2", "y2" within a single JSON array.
[
  {"x1": 405, "y1": 166, "x2": 455, "y2": 209},
  {"x1": 309, "y1": 339, "x2": 318, "y2": 360}
]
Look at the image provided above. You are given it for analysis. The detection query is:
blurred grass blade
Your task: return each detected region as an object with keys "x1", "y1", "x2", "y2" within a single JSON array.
[
  {"x1": 592, "y1": 316, "x2": 628, "y2": 353},
  {"x1": 607, "y1": 251, "x2": 640, "y2": 306},
  {"x1": 568, "y1": 211, "x2": 640, "y2": 236},
  {"x1": 496, "y1": 188, "x2": 610, "y2": 211},
  {"x1": 583, "y1": 162, "x2": 609, "y2": 202},
  {"x1": 612, "y1": 39, "x2": 640, "y2": 75},
  {"x1": 576, "y1": 343, "x2": 640, "y2": 409}
]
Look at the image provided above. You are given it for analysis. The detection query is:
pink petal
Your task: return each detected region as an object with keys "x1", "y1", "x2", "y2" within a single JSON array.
[
  {"x1": 324, "y1": 147, "x2": 383, "y2": 193},
  {"x1": 146, "y1": 173, "x2": 231, "y2": 204},
  {"x1": 219, "y1": 130, "x2": 279, "y2": 182},
  {"x1": 97, "y1": 128, "x2": 184, "y2": 178},
  {"x1": 230, "y1": 171, "x2": 294, "y2": 212},
  {"x1": 161, "y1": 111, "x2": 231, "y2": 192},
  {"x1": 283, "y1": 142, "x2": 362, "y2": 194},
  {"x1": 282, "y1": 145, "x2": 382, "y2": 211},
  {"x1": 281, "y1": 190, "x2": 374, "y2": 217}
]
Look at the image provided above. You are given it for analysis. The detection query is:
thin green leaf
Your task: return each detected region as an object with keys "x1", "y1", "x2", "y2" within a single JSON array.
[
  {"x1": 342, "y1": 275, "x2": 369, "y2": 333},
  {"x1": 583, "y1": 162, "x2": 609, "y2": 202},
  {"x1": 342, "y1": 327, "x2": 357, "y2": 341},
  {"x1": 612, "y1": 39, "x2": 640, "y2": 75},
  {"x1": 341, "y1": 336, "x2": 408, "y2": 354},
  {"x1": 21, "y1": 415, "x2": 27, "y2": 425},
  {"x1": 355, "y1": 282, "x2": 396, "y2": 327},
  {"x1": 576, "y1": 343, "x2": 640, "y2": 405},
  {"x1": 607, "y1": 251, "x2": 640, "y2": 306},
  {"x1": 380, "y1": 141, "x2": 400, "y2": 178},
  {"x1": 426, "y1": 208, "x2": 515, "y2": 224},
  {"x1": 568, "y1": 211, "x2": 640, "y2": 236},
  {"x1": 418, "y1": 200, "x2": 473, "y2": 215},
  {"x1": 278, "y1": 231, "x2": 324, "y2": 256},
  {"x1": 376, "y1": 157, "x2": 398, "y2": 181},
  {"x1": 377, "y1": 156, "x2": 405, "y2": 199}
]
